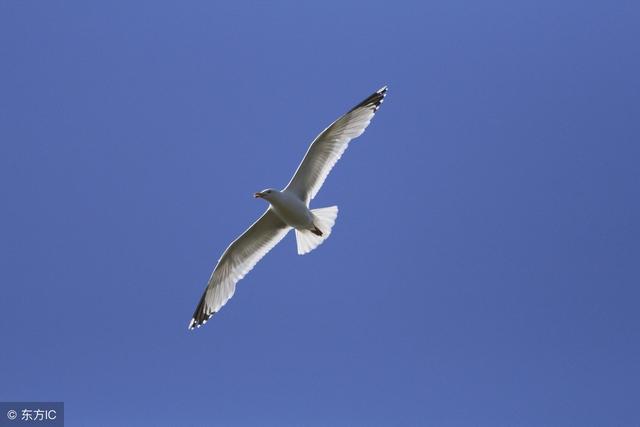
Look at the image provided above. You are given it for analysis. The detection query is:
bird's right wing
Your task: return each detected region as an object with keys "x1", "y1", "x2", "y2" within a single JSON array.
[
  {"x1": 189, "y1": 208, "x2": 291, "y2": 329},
  {"x1": 284, "y1": 86, "x2": 387, "y2": 203}
]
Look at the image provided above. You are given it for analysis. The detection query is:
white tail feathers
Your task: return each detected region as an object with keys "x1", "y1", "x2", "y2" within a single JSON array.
[{"x1": 295, "y1": 206, "x2": 339, "y2": 255}]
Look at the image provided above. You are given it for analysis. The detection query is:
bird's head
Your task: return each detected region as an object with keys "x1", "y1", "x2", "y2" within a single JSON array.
[{"x1": 254, "y1": 188, "x2": 279, "y2": 201}]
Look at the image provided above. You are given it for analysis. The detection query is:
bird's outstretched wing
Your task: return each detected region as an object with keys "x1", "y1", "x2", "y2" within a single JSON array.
[
  {"x1": 189, "y1": 209, "x2": 290, "y2": 329},
  {"x1": 285, "y1": 86, "x2": 387, "y2": 203}
]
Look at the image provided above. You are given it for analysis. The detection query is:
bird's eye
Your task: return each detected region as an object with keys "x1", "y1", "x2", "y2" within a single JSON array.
[{"x1": 267, "y1": 190, "x2": 271, "y2": 194}]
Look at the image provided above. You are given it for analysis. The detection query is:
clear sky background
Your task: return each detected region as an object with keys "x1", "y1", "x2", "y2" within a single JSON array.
[{"x1": 1, "y1": 1, "x2": 639, "y2": 426}]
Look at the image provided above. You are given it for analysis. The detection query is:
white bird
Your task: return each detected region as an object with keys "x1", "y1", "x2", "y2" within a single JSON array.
[{"x1": 189, "y1": 86, "x2": 388, "y2": 329}]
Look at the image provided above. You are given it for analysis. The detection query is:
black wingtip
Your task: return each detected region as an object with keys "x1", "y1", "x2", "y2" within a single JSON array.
[
  {"x1": 188, "y1": 313, "x2": 213, "y2": 330},
  {"x1": 350, "y1": 85, "x2": 388, "y2": 114},
  {"x1": 188, "y1": 291, "x2": 214, "y2": 330}
]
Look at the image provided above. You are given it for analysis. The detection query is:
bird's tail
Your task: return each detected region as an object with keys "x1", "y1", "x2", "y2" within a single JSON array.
[{"x1": 295, "y1": 206, "x2": 339, "y2": 255}]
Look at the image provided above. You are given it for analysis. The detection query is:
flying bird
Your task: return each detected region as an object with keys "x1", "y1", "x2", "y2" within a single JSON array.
[{"x1": 189, "y1": 86, "x2": 388, "y2": 329}]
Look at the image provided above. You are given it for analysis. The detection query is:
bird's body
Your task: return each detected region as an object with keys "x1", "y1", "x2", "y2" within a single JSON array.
[
  {"x1": 257, "y1": 189, "x2": 314, "y2": 230},
  {"x1": 188, "y1": 86, "x2": 388, "y2": 329}
]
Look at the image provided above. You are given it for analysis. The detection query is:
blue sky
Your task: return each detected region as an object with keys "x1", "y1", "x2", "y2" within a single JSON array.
[{"x1": 1, "y1": 1, "x2": 639, "y2": 425}]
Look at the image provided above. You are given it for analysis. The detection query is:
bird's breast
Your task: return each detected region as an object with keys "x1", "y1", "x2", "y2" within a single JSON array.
[{"x1": 270, "y1": 195, "x2": 313, "y2": 229}]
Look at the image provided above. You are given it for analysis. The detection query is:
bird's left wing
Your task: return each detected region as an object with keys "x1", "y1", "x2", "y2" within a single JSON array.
[
  {"x1": 189, "y1": 208, "x2": 290, "y2": 329},
  {"x1": 284, "y1": 86, "x2": 387, "y2": 203}
]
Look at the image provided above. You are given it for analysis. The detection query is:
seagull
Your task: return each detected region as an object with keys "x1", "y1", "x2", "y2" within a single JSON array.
[{"x1": 188, "y1": 86, "x2": 388, "y2": 329}]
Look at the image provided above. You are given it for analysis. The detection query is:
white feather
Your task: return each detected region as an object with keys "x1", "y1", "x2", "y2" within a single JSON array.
[{"x1": 285, "y1": 86, "x2": 387, "y2": 203}]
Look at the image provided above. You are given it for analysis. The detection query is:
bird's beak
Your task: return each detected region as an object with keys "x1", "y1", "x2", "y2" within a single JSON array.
[{"x1": 254, "y1": 192, "x2": 264, "y2": 199}]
